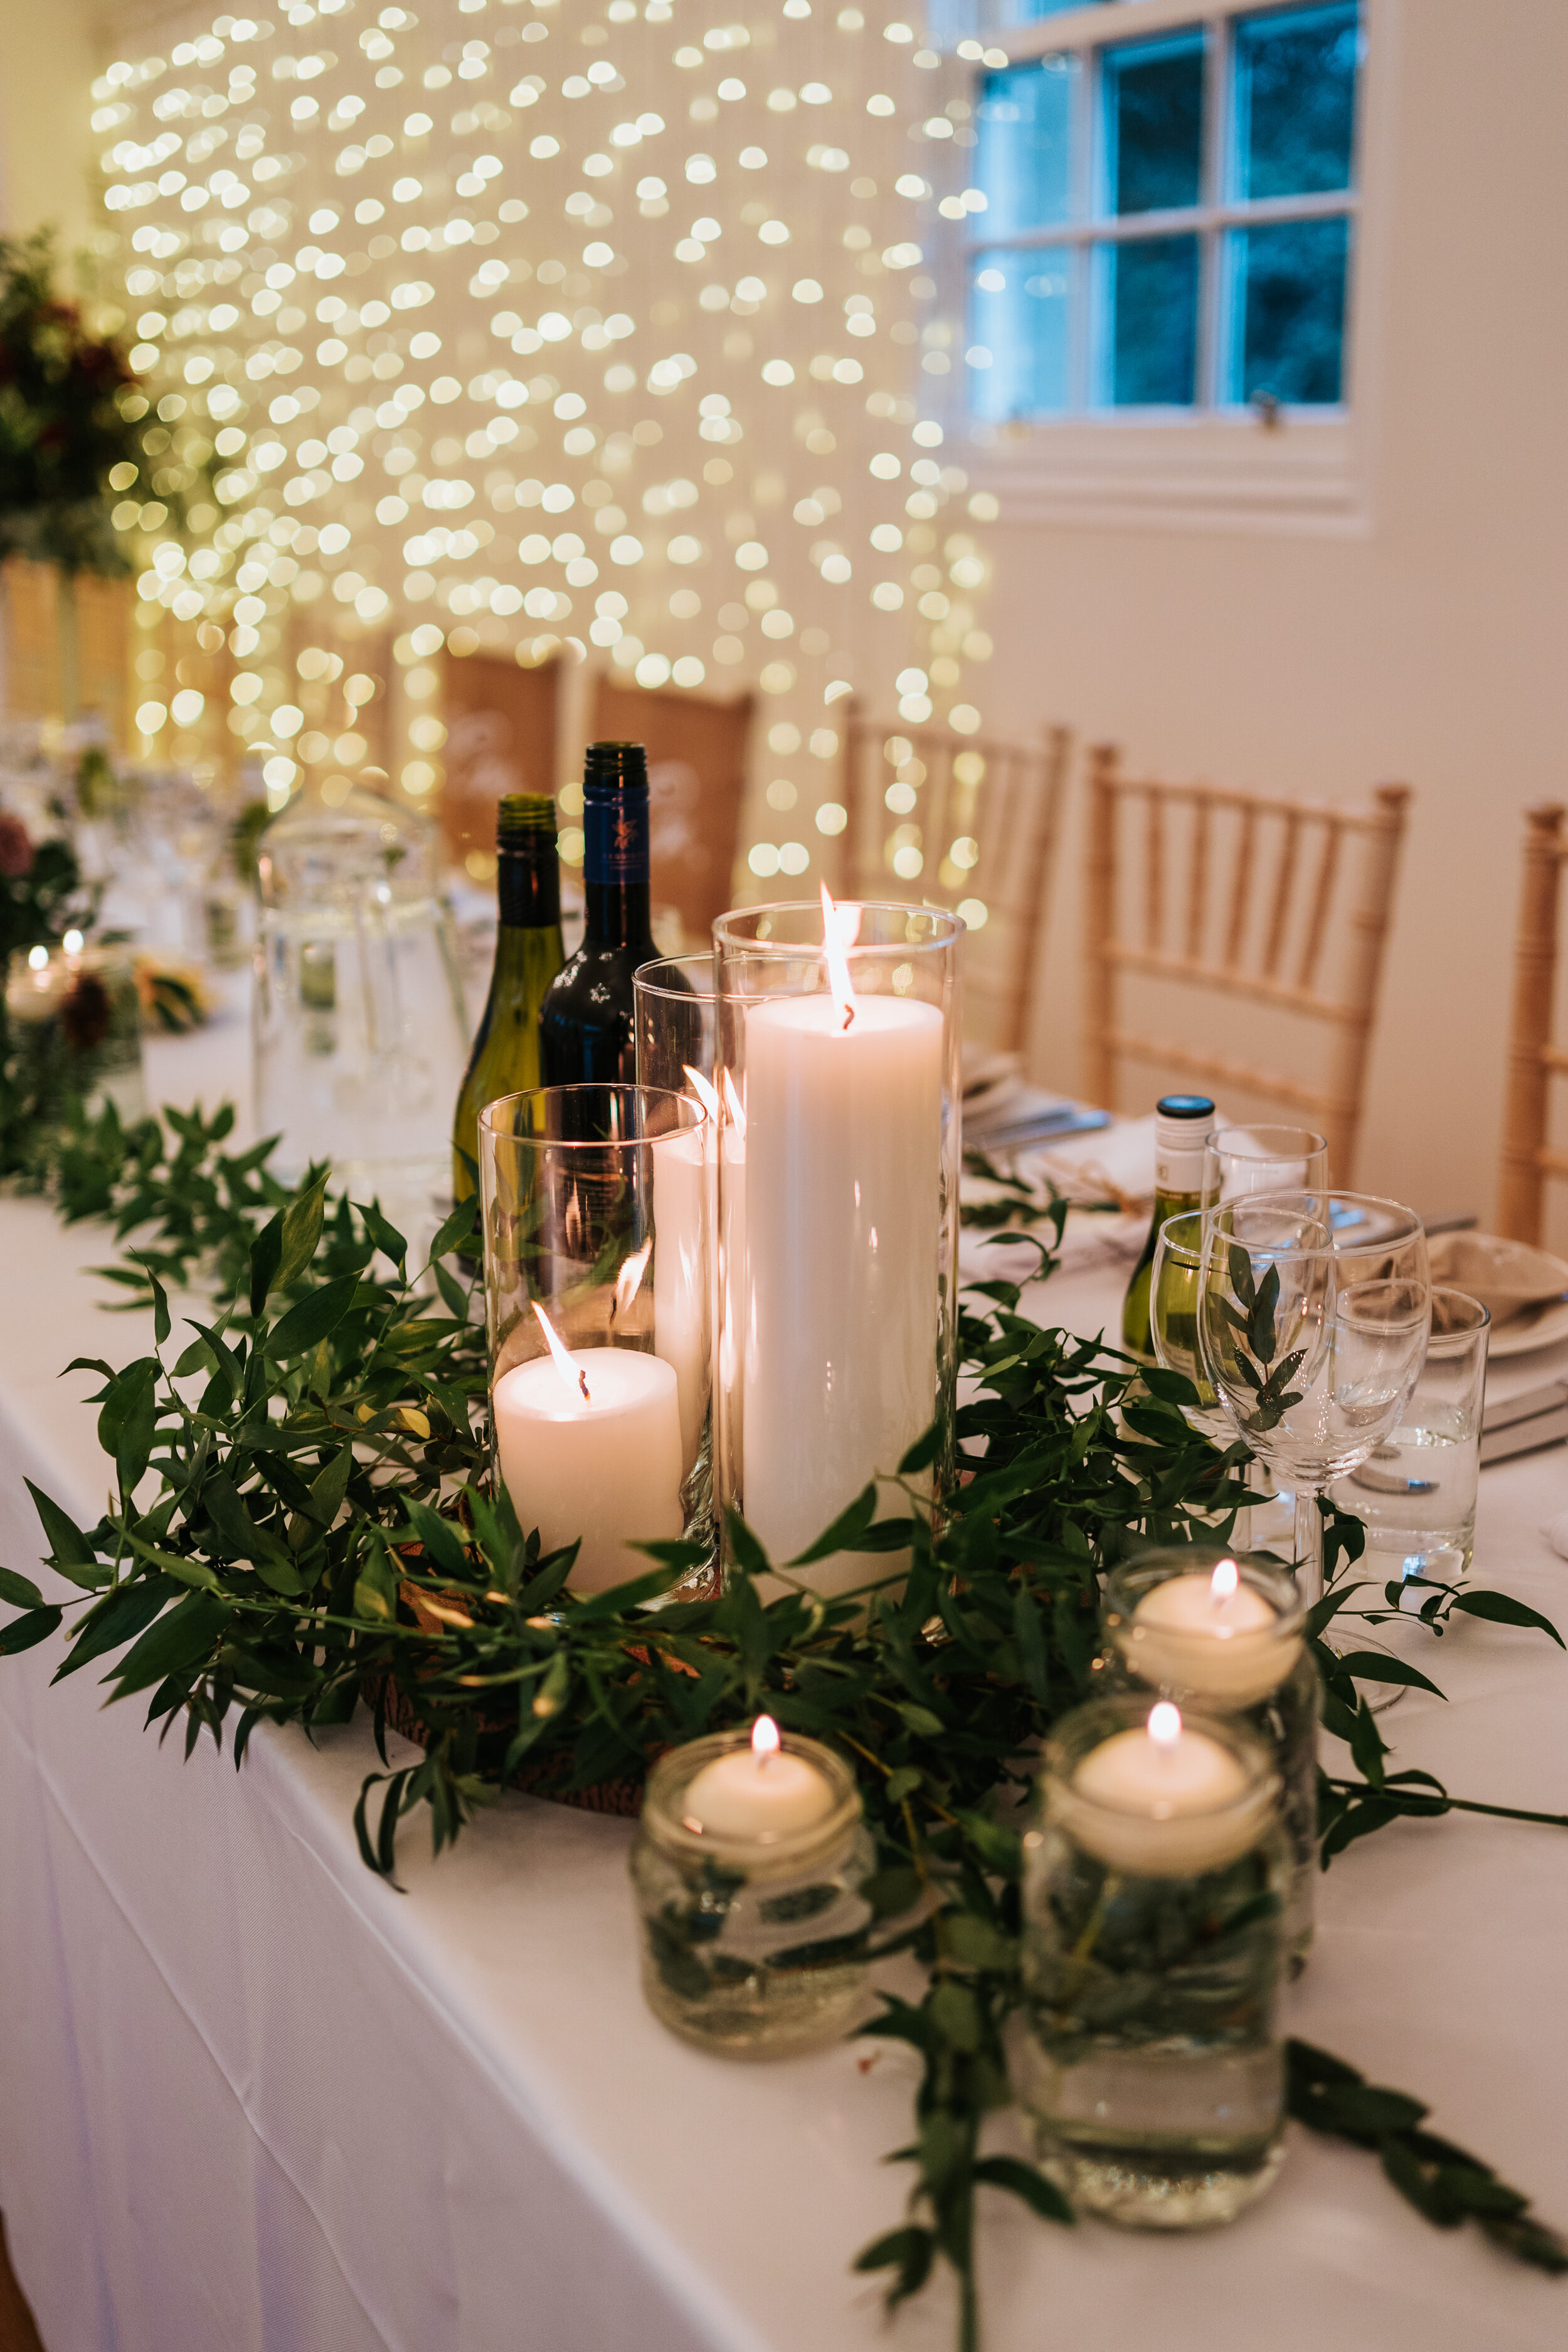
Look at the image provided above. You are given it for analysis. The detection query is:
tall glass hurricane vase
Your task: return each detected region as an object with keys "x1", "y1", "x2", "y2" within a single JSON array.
[
  {"x1": 712, "y1": 900, "x2": 962, "y2": 1596},
  {"x1": 1196, "y1": 1194, "x2": 1430, "y2": 1606}
]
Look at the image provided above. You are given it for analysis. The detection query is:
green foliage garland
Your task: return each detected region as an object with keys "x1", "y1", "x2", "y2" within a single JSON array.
[{"x1": 1, "y1": 1101, "x2": 1564, "y2": 2344}]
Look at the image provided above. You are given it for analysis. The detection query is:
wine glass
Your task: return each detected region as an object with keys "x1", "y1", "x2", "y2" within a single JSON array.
[
  {"x1": 1195, "y1": 1193, "x2": 1430, "y2": 1606},
  {"x1": 1152, "y1": 1209, "x2": 1252, "y2": 1545},
  {"x1": 1202, "y1": 1124, "x2": 1330, "y2": 1206}
]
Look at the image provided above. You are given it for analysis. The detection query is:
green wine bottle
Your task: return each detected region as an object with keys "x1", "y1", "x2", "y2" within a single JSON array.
[
  {"x1": 452, "y1": 793, "x2": 565, "y2": 1203},
  {"x1": 1120, "y1": 1093, "x2": 1217, "y2": 1362}
]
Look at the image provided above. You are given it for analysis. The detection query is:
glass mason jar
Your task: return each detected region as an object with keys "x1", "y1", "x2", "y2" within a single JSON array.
[
  {"x1": 6, "y1": 941, "x2": 146, "y2": 1130},
  {"x1": 1099, "y1": 1549, "x2": 1318, "y2": 1969},
  {"x1": 630, "y1": 1727, "x2": 874, "y2": 2054},
  {"x1": 711, "y1": 901, "x2": 962, "y2": 1596},
  {"x1": 479, "y1": 1083, "x2": 713, "y2": 1592},
  {"x1": 1019, "y1": 1696, "x2": 1288, "y2": 2229}
]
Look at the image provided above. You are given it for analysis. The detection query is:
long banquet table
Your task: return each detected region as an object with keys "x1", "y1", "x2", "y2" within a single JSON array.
[{"x1": 1, "y1": 1002, "x2": 1567, "y2": 2352}]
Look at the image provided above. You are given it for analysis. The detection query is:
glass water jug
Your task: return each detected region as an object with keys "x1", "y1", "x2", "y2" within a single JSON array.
[{"x1": 254, "y1": 783, "x2": 469, "y2": 1204}]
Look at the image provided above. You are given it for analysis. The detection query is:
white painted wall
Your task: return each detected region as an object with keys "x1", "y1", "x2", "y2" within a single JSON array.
[
  {"x1": 0, "y1": 3, "x2": 100, "y2": 255},
  {"x1": 972, "y1": 0, "x2": 1568, "y2": 1229}
]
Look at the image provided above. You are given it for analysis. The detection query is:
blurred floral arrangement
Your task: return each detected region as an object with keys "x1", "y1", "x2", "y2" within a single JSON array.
[{"x1": 0, "y1": 231, "x2": 145, "y2": 579}]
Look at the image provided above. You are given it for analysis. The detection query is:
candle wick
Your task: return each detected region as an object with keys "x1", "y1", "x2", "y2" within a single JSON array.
[
  {"x1": 840, "y1": 1003, "x2": 855, "y2": 1034},
  {"x1": 577, "y1": 1369, "x2": 591, "y2": 1403}
]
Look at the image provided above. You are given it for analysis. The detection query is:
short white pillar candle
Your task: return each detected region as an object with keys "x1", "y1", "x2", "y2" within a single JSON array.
[
  {"x1": 492, "y1": 1342, "x2": 683, "y2": 1594},
  {"x1": 1068, "y1": 1702, "x2": 1260, "y2": 1875},
  {"x1": 682, "y1": 1715, "x2": 837, "y2": 1840}
]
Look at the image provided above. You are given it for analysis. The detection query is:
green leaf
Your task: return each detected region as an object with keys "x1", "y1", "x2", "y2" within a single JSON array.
[
  {"x1": 0, "y1": 1605, "x2": 64, "y2": 1655},
  {"x1": 276, "y1": 1169, "x2": 331, "y2": 1290},
  {"x1": 788, "y1": 1482, "x2": 876, "y2": 1566},
  {"x1": 928, "y1": 1979, "x2": 981, "y2": 2053},
  {"x1": 134, "y1": 1253, "x2": 171, "y2": 1345},
  {"x1": 1333, "y1": 1650, "x2": 1447, "y2": 1700},
  {"x1": 354, "y1": 1547, "x2": 398, "y2": 1623},
  {"x1": 972, "y1": 2156, "x2": 1074, "y2": 2226},
  {"x1": 108, "y1": 1591, "x2": 230, "y2": 1697},
  {"x1": 428, "y1": 1193, "x2": 479, "y2": 1263},
  {"x1": 0, "y1": 1567, "x2": 45, "y2": 1611},
  {"x1": 896, "y1": 1701, "x2": 946, "y2": 1739},
  {"x1": 944, "y1": 1914, "x2": 1016, "y2": 1971},
  {"x1": 897, "y1": 1422, "x2": 940, "y2": 1475},
  {"x1": 400, "y1": 1498, "x2": 470, "y2": 1582},
  {"x1": 356, "y1": 1199, "x2": 408, "y2": 1276},
  {"x1": 24, "y1": 1480, "x2": 105, "y2": 1589},
  {"x1": 248, "y1": 1209, "x2": 283, "y2": 1318},
  {"x1": 1451, "y1": 1590, "x2": 1564, "y2": 1648},
  {"x1": 55, "y1": 1576, "x2": 181, "y2": 1679},
  {"x1": 265, "y1": 1274, "x2": 362, "y2": 1359}
]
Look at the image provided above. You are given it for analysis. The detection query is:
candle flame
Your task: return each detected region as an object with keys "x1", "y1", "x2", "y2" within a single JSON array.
[
  {"x1": 751, "y1": 1714, "x2": 781, "y2": 1765},
  {"x1": 27, "y1": 945, "x2": 48, "y2": 971},
  {"x1": 721, "y1": 1065, "x2": 748, "y2": 1140},
  {"x1": 63, "y1": 929, "x2": 84, "y2": 956},
  {"x1": 683, "y1": 1064, "x2": 721, "y2": 1122},
  {"x1": 1210, "y1": 1558, "x2": 1240, "y2": 1606},
  {"x1": 820, "y1": 881, "x2": 857, "y2": 1032},
  {"x1": 1148, "y1": 1701, "x2": 1183, "y2": 1748},
  {"x1": 532, "y1": 1301, "x2": 590, "y2": 1404},
  {"x1": 610, "y1": 1237, "x2": 652, "y2": 1325}
]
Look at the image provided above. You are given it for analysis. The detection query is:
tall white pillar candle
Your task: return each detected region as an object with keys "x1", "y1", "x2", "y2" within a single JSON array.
[
  {"x1": 741, "y1": 990, "x2": 942, "y2": 1584},
  {"x1": 493, "y1": 1347, "x2": 684, "y2": 1592}
]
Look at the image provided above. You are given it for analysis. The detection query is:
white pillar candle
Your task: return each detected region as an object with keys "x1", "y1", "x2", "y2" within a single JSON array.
[
  {"x1": 652, "y1": 1125, "x2": 708, "y2": 1474},
  {"x1": 1124, "y1": 1560, "x2": 1297, "y2": 1706},
  {"x1": 682, "y1": 1717, "x2": 836, "y2": 1840},
  {"x1": 492, "y1": 1346, "x2": 684, "y2": 1593},
  {"x1": 718, "y1": 1118, "x2": 746, "y2": 1478},
  {"x1": 741, "y1": 990, "x2": 942, "y2": 1585},
  {"x1": 1064, "y1": 1703, "x2": 1263, "y2": 1875}
]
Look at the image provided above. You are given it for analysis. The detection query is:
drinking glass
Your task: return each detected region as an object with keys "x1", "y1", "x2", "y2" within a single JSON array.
[
  {"x1": 1196, "y1": 1193, "x2": 1430, "y2": 1605},
  {"x1": 479, "y1": 1084, "x2": 712, "y2": 1590},
  {"x1": 633, "y1": 953, "x2": 716, "y2": 1093},
  {"x1": 1329, "y1": 1286, "x2": 1489, "y2": 1587},
  {"x1": 1152, "y1": 1210, "x2": 1251, "y2": 1544},
  {"x1": 1202, "y1": 1124, "x2": 1330, "y2": 1205}
]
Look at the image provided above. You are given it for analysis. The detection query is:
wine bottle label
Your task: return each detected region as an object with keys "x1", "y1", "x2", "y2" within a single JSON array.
[
  {"x1": 1153, "y1": 1146, "x2": 1207, "y2": 1192},
  {"x1": 583, "y1": 786, "x2": 650, "y2": 885}
]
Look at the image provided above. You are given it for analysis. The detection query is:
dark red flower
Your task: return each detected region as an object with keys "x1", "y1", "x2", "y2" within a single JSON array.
[{"x1": 0, "y1": 813, "x2": 34, "y2": 877}]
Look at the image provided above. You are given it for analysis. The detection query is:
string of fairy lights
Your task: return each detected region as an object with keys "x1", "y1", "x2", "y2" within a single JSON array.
[{"x1": 90, "y1": 0, "x2": 1002, "y2": 908}]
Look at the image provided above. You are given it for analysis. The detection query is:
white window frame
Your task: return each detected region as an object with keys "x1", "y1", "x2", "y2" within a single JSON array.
[{"x1": 946, "y1": 0, "x2": 1397, "y2": 535}]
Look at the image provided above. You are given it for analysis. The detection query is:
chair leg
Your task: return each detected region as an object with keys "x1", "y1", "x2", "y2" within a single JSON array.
[{"x1": 1497, "y1": 805, "x2": 1566, "y2": 1244}]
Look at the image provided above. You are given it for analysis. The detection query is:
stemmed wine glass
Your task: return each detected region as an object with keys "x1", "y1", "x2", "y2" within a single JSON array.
[
  {"x1": 1202, "y1": 1125, "x2": 1329, "y2": 1206},
  {"x1": 1195, "y1": 1193, "x2": 1430, "y2": 1606}
]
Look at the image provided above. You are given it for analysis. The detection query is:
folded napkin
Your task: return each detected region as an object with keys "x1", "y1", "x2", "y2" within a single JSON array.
[
  {"x1": 1021, "y1": 1114, "x2": 1159, "y2": 1210},
  {"x1": 1427, "y1": 1231, "x2": 1568, "y2": 1327}
]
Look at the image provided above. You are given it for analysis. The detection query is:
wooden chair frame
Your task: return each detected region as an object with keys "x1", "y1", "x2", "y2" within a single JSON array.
[
  {"x1": 1498, "y1": 802, "x2": 1568, "y2": 1243},
  {"x1": 841, "y1": 709, "x2": 1070, "y2": 1056},
  {"x1": 1083, "y1": 744, "x2": 1411, "y2": 1184}
]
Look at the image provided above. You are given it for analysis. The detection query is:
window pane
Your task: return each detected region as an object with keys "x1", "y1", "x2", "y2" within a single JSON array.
[
  {"x1": 1103, "y1": 234, "x2": 1199, "y2": 405},
  {"x1": 1227, "y1": 216, "x2": 1348, "y2": 404},
  {"x1": 1102, "y1": 31, "x2": 1205, "y2": 216},
  {"x1": 968, "y1": 249, "x2": 1071, "y2": 420},
  {"x1": 1234, "y1": 3, "x2": 1360, "y2": 199},
  {"x1": 975, "y1": 59, "x2": 1078, "y2": 237}
]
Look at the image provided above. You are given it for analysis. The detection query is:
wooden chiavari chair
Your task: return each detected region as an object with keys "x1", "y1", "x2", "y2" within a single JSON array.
[
  {"x1": 440, "y1": 645, "x2": 561, "y2": 871},
  {"x1": 1497, "y1": 803, "x2": 1568, "y2": 1244},
  {"x1": 1083, "y1": 745, "x2": 1411, "y2": 1185},
  {"x1": 840, "y1": 709, "x2": 1070, "y2": 1054}
]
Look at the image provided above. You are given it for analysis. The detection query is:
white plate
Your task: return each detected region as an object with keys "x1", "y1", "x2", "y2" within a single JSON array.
[{"x1": 1488, "y1": 1294, "x2": 1568, "y2": 1358}]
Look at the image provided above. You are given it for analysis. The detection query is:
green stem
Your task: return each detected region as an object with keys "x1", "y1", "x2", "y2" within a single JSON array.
[{"x1": 1323, "y1": 1775, "x2": 1568, "y2": 1831}]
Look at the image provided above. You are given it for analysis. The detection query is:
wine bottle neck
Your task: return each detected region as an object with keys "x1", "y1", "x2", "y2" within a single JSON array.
[
  {"x1": 497, "y1": 847, "x2": 561, "y2": 930},
  {"x1": 583, "y1": 878, "x2": 654, "y2": 949}
]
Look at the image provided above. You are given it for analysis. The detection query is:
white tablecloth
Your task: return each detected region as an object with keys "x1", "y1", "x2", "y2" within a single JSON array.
[{"x1": 3, "y1": 1023, "x2": 1568, "y2": 2352}]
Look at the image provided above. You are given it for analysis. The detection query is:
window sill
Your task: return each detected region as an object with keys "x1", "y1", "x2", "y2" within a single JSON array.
[{"x1": 963, "y1": 411, "x2": 1366, "y2": 536}]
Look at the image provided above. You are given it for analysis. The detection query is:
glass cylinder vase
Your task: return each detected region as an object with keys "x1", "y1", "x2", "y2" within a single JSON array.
[
  {"x1": 6, "y1": 941, "x2": 146, "y2": 1130},
  {"x1": 479, "y1": 1083, "x2": 712, "y2": 1593},
  {"x1": 711, "y1": 901, "x2": 962, "y2": 1593},
  {"x1": 630, "y1": 1725, "x2": 874, "y2": 2053},
  {"x1": 1098, "y1": 1548, "x2": 1317, "y2": 1969},
  {"x1": 633, "y1": 952, "x2": 716, "y2": 1093},
  {"x1": 1019, "y1": 1695, "x2": 1288, "y2": 2229}
]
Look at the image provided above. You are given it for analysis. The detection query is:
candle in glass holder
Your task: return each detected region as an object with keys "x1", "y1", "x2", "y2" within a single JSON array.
[
  {"x1": 741, "y1": 893, "x2": 941, "y2": 1577},
  {"x1": 1067, "y1": 1702, "x2": 1259, "y2": 1875},
  {"x1": 1126, "y1": 1558, "x2": 1296, "y2": 1705},
  {"x1": 652, "y1": 1119, "x2": 707, "y2": 1472},
  {"x1": 682, "y1": 1714, "x2": 836, "y2": 1840},
  {"x1": 492, "y1": 1308, "x2": 682, "y2": 1592}
]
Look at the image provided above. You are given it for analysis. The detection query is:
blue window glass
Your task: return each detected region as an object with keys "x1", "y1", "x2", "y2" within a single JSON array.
[
  {"x1": 1234, "y1": 4, "x2": 1359, "y2": 199},
  {"x1": 968, "y1": 249, "x2": 1072, "y2": 420},
  {"x1": 1105, "y1": 233, "x2": 1199, "y2": 405},
  {"x1": 974, "y1": 58, "x2": 1077, "y2": 239},
  {"x1": 1227, "y1": 215, "x2": 1348, "y2": 404},
  {"x1": 1102, "y1": 31, "x2": 1205, "y2": 214}
]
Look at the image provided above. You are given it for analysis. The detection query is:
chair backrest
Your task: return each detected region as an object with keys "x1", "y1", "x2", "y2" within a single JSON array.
[
  {"x1": 590, "y1": 673, "x2": 753, "y2": 946},
  {"x1": 440, "y1": 649, "x2": 560, "y2": 871},
  {"x1": 1083, "y1": 744, "x2": 1411, "y2": 1185},
  {"x1": 841, "y1": 709, "x2": 1070, "y2": 1054},
  {"x1": 1497, "y1": 803, "x2": 1568, "y2": 1244}
]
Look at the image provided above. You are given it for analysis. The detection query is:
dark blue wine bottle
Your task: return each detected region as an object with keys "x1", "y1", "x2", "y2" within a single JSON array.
[{"x1": 539, "y1": 740, "x2": 671, "y2": 1087}]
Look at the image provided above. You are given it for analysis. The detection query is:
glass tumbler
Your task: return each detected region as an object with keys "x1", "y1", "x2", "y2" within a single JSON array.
[
  {"x1": 1019, "y1": 1696, "x2": 1288, "y2": 2228},
  {"x1": 479, "y1": 1084, "x2": 712, "y2": 1592},
  {"x1": 633, "y1": 952, "x2": 716, "y2": 1094},
  {"x1": 712, "y1": 901, "x2": 962, "y2": 1594},
  {"x1": 1099, "y1": 1549, "x2": 1318, "y2": 1968},
  {"x1": 1330, "y1": 1286, "x2": 1490, "y2": 1587},
  {"x1": 1202, "y1": 1123, "x2": 1330, "y2": 1205},
  {"x1": 630, "y1": 1727, "x2": 874, "y2": 2054}
]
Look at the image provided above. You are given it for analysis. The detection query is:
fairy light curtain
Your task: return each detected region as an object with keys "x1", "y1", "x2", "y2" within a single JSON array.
[{"x1": 92, "y1": 0, "x2": 999, "y2": 894}]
